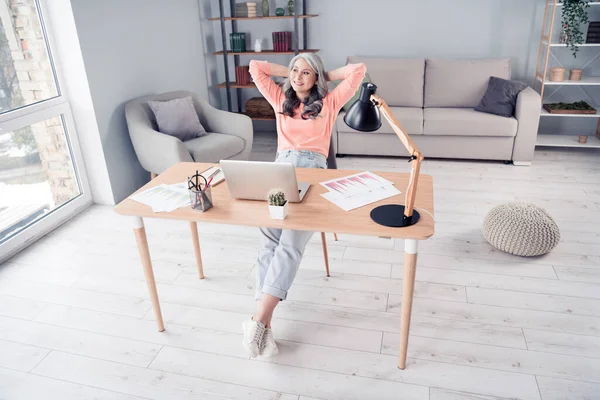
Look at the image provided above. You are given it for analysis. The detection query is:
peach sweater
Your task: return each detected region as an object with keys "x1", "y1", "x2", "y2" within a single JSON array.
[{"x1": 249, "y1": 60, "x2": 367, "y2": 157}]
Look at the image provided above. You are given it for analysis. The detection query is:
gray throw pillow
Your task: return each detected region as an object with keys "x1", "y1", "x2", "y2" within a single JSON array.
[
  {"x1": 147, "y1": 96, "x2": 206, "y2": 141},
  {"x1": 475, "y1": 77, "x2": 528, "y2": 118}
]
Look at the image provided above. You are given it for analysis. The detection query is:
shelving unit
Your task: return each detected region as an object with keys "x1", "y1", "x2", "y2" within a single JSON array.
[
  {"x1": 556, "y1": 1, "x2": 600, "y2": 5},
  {"x1": 212, "y1": 49, "x2": 318, "y2": 55},
  {"x1": 210, "y1": 0, "x2": 318, "y2": 120},
  {"x1": 216, "y1": 82, "x2": 256, "y2": 89},
  {"x1": 537, "y1": 76, "x2": 600, "y2": 85},
  {"x1": 533, "y1": 0, "x2": 600, "y2": 148},
  {"x1": 208, "y1": 14, "x2": 317, "y2": 21},
  {"x1": 537, "y1": 133, "x2": 600, "y2": 147},
  {"x1": 549, "y1": 42, "x2": 600, "y2": 46}
]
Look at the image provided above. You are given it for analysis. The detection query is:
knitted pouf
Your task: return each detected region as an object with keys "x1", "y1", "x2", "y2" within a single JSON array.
[{"x1": 482, "y1": 202, "x2": 560, "y2": 257}]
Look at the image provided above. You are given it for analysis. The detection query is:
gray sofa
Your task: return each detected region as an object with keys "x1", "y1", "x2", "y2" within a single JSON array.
[{"x1": 333, "y1": 57, "x2": 541, "y2": 165}]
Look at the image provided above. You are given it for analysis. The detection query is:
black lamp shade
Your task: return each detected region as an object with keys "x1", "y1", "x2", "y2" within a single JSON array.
[{"x1": 343, "y1": 82, "x2": 382, "y2": 132}]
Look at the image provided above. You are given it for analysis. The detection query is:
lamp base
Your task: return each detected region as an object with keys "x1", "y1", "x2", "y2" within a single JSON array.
[{"x1": 370, "y1": 205, "x2": 420, "y2": 228}]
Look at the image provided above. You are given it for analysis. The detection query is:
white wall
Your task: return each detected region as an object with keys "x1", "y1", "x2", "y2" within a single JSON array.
[
  {"x1": 45, "y1": 0, "x2": 114, "y2": 205},
  {"x1": 207, "y1": 0, "x2": 542, "y2": 115},
  {"x1": 70, "y1": 0, "x2": 209, "y2": 203}
]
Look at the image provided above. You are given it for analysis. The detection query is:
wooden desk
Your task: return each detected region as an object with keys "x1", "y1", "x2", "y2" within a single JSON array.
[{"x1": 114, "y1": 162, "x2": 435, "y2": 369}]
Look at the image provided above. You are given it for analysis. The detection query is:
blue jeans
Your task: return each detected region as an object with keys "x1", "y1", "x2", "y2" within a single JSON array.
[
  {"x1": 255, "y1": 150, "x2": 327, "y2": 300},
  {"x1": 274, "y1": 149, "x2": 328, "y2": 169}
]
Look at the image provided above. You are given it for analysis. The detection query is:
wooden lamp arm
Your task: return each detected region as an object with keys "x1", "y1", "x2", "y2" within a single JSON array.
[{"x1": 371, "y1": 94, "x2": 424, "y2": 218}]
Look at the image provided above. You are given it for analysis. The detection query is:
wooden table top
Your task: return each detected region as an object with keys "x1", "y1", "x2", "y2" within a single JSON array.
[{"x1": 114, "y1": 162, "x2": 435, "y2": 240}]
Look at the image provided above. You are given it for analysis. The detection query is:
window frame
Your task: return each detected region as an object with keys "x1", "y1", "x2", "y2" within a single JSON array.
[{"x1": 0, "y1": 0, "x2": 92, "y2": 262}]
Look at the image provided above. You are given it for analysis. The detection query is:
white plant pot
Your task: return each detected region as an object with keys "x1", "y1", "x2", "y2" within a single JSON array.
[{"x1": 268, "y1": 202, "x2": 288, "y2": 220}]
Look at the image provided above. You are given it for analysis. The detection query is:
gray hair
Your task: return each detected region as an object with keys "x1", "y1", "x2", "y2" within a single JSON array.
[{"x1": 281, "y1": 53, "x2": 328, "y2": 120}]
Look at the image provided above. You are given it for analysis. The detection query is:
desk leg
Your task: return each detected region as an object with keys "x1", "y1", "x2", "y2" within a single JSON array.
[
  {"x1": 189, "y1": 222, "x2": 205, "y2": 279},
  {"x1": 132, "y1": 217, "x2": 165, "y2": 332},
  {"x1": 398, "y1": 239, "x2": 418, "y2": 369},
  {"x1": 320, "y1": 232, "x2": 331, "y2": 277}
]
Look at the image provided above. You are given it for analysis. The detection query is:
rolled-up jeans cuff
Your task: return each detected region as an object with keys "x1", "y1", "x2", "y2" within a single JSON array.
[{"x1": 261, "y1": 285, "x2": 287, "y2": 300}]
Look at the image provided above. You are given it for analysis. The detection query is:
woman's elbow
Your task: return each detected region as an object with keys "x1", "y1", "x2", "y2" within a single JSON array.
[
  {"x1": 356, "y1": 63, "x2": 367, "y2": 75},
  {"x1": 249, "y1": 59, "x2": 260, "y2": 76}
]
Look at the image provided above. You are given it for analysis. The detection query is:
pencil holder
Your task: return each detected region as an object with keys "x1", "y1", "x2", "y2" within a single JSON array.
[{"x1": 189, "y1": 186, "x2": 213, "y2": 212}]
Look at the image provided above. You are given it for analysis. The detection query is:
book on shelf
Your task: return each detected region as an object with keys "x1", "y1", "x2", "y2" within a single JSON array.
[
  {"x1": 235, "y1": 11, "x2": 257, "y2": 17},
  {"x1": 272, "y1": 31, "x2": 292, "y2": 52},
  {"x1": 229, "y1": 32, "x2": 246, "y2": 52},
  {"x1": 235, "y1": 66, "x2": 251, "y2": 85},
  {"x1": 235, "y1": 2, "x2": 257, "y2": 17},
  {"x1": 587, "y1": 21, "x2": 600, "y2": 43},
  {"x1": 235, "y1": 2, "x2": 257, "y2": 9}
]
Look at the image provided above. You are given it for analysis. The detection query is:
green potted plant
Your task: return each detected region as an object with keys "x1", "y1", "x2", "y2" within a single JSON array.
[
  {"x1": 561, "y1": 0, "x2": 591, "y2": 58},
  {"x1": 267, "y1": 188, "x2": 288, "y2": 219}
]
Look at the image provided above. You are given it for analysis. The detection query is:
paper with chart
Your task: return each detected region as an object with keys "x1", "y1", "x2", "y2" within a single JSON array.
[
  {"x1": 320, "y1": 171, "x2": 401, "y2": 212},
  {"x1": 130, "y1": 183, "x2": 190, "y2": 213}
]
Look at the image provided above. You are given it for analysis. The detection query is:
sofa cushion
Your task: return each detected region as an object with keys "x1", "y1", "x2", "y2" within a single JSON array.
[
  {"x1": 347, "y1": 56, "x2": 425, "y2": 107},
  {"x1": 337, "y1": 107, "x2": 423, "y2": 136},
  {"x1": 424, "y1": 59, "x2": 511, "y2": 108},
  {"x1": 423, "y1": 108, "x2": 517, "y2": 137},
  {"x1": 183, "y1": 132, "x2": 245, "y2": 162}
]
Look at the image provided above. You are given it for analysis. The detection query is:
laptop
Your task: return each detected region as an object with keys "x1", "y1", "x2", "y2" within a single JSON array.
[{"x1": 220, "y1": 159, "x2": 311, "y2": 202}]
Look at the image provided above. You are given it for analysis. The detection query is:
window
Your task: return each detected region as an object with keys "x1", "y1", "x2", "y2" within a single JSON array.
[
  {"x1": 0, "y1": 0, "x2": 59, "y2": 114},
  {"x1": 0, "y1": 0, "x2": 90, "y2": 257}
]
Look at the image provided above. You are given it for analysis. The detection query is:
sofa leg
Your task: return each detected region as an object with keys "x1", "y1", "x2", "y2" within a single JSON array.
[
  {"x1": 513, "y1": 161, "x2": 532, "y2": 166},
  {"x1": 503, "y1": 160, "x2": 511, "y2": 165},
  {"x1": 336, "y1": 154, "x2": 345, "y2": 158}
]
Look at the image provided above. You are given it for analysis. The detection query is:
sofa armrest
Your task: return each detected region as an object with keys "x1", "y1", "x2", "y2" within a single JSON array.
[
  {"x1": 512, "y1": 87, "x2": 541, "y2": 164},
  {"x1": 202, "y1": 104, "x2": 254, "y2": 160},
  {"x1": 129, "y1": 124, "x2": 193, "y2": 174}
]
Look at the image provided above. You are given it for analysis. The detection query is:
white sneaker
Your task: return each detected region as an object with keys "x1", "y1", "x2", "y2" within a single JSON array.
[
  {"x1": 260, "y1": 327, "x2": 279, "y2": 358},
  {"x1": 242, "y1": 317, "x2": 265, "y2": 358}
]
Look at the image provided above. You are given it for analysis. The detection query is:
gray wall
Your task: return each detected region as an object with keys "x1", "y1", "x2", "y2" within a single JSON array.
[
  {"x1": 71, "y1": 0, "x2": 209, "y2": 203},
  {"x1": 206, "y1": 0, "x2": 542, "y2": 118}
]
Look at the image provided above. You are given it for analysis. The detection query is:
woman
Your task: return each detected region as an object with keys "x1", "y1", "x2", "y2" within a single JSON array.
[{"x1": 244, "y1": 54, "x2": 367, "y2": 358}]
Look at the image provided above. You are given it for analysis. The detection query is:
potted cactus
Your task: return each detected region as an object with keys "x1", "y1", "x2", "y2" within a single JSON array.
[{"x1": 267, "y1": 188, "x2": 288, "y2": 220}]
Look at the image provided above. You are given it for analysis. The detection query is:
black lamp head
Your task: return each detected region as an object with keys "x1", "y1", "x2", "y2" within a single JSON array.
[{"x1": 343, "y1": 82, "x2": 382, "y2": 132}]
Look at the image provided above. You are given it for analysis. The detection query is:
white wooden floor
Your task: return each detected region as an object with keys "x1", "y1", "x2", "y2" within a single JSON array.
[{"x1": 1, "y1": 132, "x2": 600, "y2": 400}]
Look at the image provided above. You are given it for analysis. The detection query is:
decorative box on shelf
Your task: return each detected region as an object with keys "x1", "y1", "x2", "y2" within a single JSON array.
[
  {"x1": 543, "y1": 101, "x2": 597, "y2": 115},
  {"x1": 245, "y1": 97, "x2": 275, "y2": 119}
]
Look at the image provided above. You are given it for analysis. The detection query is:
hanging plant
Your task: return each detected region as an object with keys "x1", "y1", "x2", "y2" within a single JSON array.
[{"x1": 561, "y1": 0, "x2": 591, "y2": 58}]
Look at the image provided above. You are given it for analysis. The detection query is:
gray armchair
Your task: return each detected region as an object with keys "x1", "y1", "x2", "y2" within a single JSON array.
[{"x1": 125, "y1": 90, "x2": 253, "y2": 175}]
